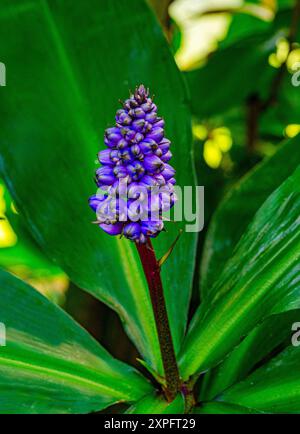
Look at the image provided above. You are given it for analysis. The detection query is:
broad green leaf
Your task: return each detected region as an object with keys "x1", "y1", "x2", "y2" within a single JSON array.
[
  {"x1": 125, "y1": 392, "x2": 185, "y2": 414},
  {"x1": 201, "y1": 136, "x2": 300, "y2": 299},
  {"x1": 220, "y1": 346, "x2": 300, "y2": 413},
  {"x1": 0, "y1": 0, "x2": 196, "y2": 374},
  {"x1": 200, "y1": 309, "x2": 300, "y2": 401},
  {"x1": 0, "y1": 269, "x2": 151, "y2": 414},
  {"x1": 179, "y1": 165, "x2": 300, "y2": 379},
  {"x1": 193, "y1": 402, "x2": 262, "y2": 414}
]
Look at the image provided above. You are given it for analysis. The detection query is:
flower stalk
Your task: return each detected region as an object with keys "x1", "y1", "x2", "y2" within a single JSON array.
[
  {"x1": 136, "y1": 239, "x2": 181, "y2": 401},
  {"x1": 89, "y1": 84, "x2": 180, "y2": 400}
]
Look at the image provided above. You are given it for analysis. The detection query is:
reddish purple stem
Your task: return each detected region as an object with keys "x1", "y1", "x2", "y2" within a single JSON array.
[{"x1": 136, "y1": 239, "x2": 181, "y2": 401}]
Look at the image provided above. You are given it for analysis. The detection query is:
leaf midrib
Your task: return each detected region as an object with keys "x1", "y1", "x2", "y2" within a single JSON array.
[{"x1": 0, "y1": 353, "x2": 130, "y2": 400}]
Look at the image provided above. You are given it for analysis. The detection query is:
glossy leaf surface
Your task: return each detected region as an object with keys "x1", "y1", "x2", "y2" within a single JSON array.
[
  {"x1": 0, "y1": 269, "x2": 151, "y2": 414},
  {"x1": 180, "y1": 166, "x2": 300, "y2": 378},
  {"x1": 201, "y1": 136, "x2": 300, "y2": 299}
]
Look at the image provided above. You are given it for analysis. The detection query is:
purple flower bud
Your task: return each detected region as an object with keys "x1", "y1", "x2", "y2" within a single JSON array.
[
  {"x1": 139, "y1": 139, "x2": 158, "y2": 154},
  {"x1": 117, "y1": 138, "x2": 128, "y2": 150},
  {"x1": 140, "y1": 174, "x2": 159, "y2": 189},
  {"x1": 155, "y1": 149, "x2": 162, "y2": 158},
  {"x1": 100, "y1": 222, "x2": 123, "y2": 236},
  {"x1": 105, "y1": 127, "x2": 120, "y2": 136},
  {"x1": 134, "y1": 85, "x2": 148, "y2": 102},
  {"x1": 105, "y1": 127, "x2": 122, "y2": 147},
  {"x1": 96, "y1": 167, "x2": 115, "y2": 185},
  {"x1": 110, "y1": 150, "x2": 120, "y2": 163},
  {"x1": 159, "y1": 139, "x2": 170, "y2": 154},
  {"x1": 144, "y1": 122, "x2": 153, "y2": 134},
  {"x1": 141, "y1": 101, "x2": 153, "y2": 112},
  {"x1": 145, "y1": 111, "x2": 157, "y2": 123},
  {"x1": 153, "y1": 174, "x2": 166, "y2": 186},
  {"x1": 154, "y1": 118, "x2": 165, "y2": 129},
  {"x1": 134, "y1": 132, "x2": 144, "y2": 143},
  {"x1": 143, "y1": 155, "x2": 164, "y2": 174},
  {"x1": 147, "y1": 128, "x2": 164, "y2": 143},
  {"x1": 133, "y1": 108, "x2": 145, "y2": 119},
  {"x1": 132, "y1": 119, "x2": 146, "y2": 132},
  {"x1": 123, "y1": 222, "x2": 141, "y2": 241},
  {"x1": 124, "y1": 98, "x2": 138, "y2": 109},
  {"x1": 98, "y1": 149, "x2": 113, "y2": 165},
  {"x1": 138, "y1": 142, "x2": 151, "y2": 154},
  {"x1": 118, "y1": 149, "x2": 131, "y2": 163},
  {"x1": 141, "y1": 221, "x2": 164, "y2": 238},
  {"x1": 113, "y1": 165, "x2": 128, "y2": 178},
  {"x1": 89, "y1": 194, "x2": 107, "y2": 212},
  {"x1": 127, "y1": 162, "x2": 145, "y2": 181},
  {"x1": 161, "y1": 151, "x2": 172, "y2": 162},
  {"x1": 124, "y1": 129, "x2": 136, "y2": 142},
  {"x1": 116, "y1": 109, "x2": 132, "y2": 126},
  {"x1": 161, "y1": 163, "x2": 175, "y2": 180},
  {"x1": 130, "y1": 144, "x2": 141, "y2": 157}
]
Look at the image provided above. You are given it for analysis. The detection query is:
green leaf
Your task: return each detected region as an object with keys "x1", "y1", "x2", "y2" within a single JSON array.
[
  {"x1": 185, "y1": 8, "x2": 296, "y2": 119},
  {"x1": 201, "y1": 136, "x2": 300, "y2": 299},
  {"x1": 219, "y1": 13, "x2": 271, "y2": 49},
  {"x1": 125, "y1": 392, "x2": 185, "y2": 414},
  {"x1": 220, "y1": 345, "x2": 300, "y2": 413},
  {"x1": 260, "y1": 75, "x2": 300, "y2": 138},
  {"x1": 200, "y1": 309, "x2": 300, "y2": 401},
  {"x1": 0, "y1": 180, "x2": 66, "y2": 300},
  {"x1": 179, "y1": 165, "x2": 300, "y2": 379},
  {"x1": 185, "y1": 33, "x2": 275, "y2": 118},
  {"x1": 0, "y1": 0, "x2": 196, "y2": 374},
  {"x1": 0, "y1": 269, "x2": 151, "y2": 414},
  {"x1": 193, "y1": 402, "x2": 262, "y2": 414}
]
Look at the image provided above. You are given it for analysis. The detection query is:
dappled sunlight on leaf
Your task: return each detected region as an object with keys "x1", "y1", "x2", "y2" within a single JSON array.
[{"x1": 285, "y1": 124, "x2": 300, "y2": 137}]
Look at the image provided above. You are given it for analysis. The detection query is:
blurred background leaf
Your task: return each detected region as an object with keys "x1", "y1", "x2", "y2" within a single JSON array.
[{"x1": 0, "y1": 180, "x2": 68, "y2": 304}]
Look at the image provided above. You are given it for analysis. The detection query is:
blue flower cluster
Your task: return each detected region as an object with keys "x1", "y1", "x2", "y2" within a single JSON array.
[{"x1": 89, "y1": 85, "x2": 176, "y2": 243}]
